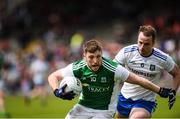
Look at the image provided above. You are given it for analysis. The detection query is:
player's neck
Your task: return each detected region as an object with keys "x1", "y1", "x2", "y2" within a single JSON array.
[{"x1": 139, "y1": 48, "x2": 154, "y2": 57}]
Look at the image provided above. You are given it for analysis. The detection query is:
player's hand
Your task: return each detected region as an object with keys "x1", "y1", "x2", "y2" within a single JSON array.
[
  {"x1": 168, "y1": 89, "x2": 176, "y2": 110},
  {"x1": 53, "y1": 84, "x2": 75, "y2": 100},
  {"x1": 158, "y1": 87, "x2": 171, "y2": 98}
]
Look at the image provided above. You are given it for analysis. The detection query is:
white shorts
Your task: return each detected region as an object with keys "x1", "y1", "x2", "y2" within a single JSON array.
[{"x1": 65, "y1": 104, "x2": 115, "y2": 119}]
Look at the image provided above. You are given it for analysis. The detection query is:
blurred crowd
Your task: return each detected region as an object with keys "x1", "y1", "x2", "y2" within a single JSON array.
[{"x1": 0, "y1": 0, "x2": 180, "y2": 106}]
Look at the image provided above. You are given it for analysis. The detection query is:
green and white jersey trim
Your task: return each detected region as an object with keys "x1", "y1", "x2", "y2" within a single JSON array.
[
  {"x1": 102, "y1": 59, "x2": 116, "y2": 72},
  {"x1": 73, "y1": 60, "x2": 86, "y2": 71}
]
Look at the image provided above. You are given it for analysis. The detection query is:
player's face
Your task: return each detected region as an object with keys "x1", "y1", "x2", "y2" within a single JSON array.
[
  {"x1": 137, "y1": 32, "x2": 154, "y2": 56},
  {"x1": 84, "y1": 50, "x2": 102, "y2": 72}
]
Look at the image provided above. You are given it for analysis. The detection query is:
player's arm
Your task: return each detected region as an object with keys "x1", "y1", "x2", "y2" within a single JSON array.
[
  {"x1": 125, "y1": 72, "x2": 172, "y2": 98},
  {"x1": 48, "y1": 63, "x2": 74, "y2": 90},
  {"x1": 166, "y1": 64, "x2": 180, "y2": 109},
  {"x1": 48, "y1": 69, "x2": 63, "y2": 91},
  {"x1": 169, "y1": 64, "x2": 180, "y2": 91},
  {"x1": 126, "y1": 72, "x2": 160, "y2": 93},
  {"x1": 48, "y1": 64, "x2": 75, "y2": 100},
  {"x1": 162, "y1": 56, "x2": 180, "y2": 109},
  {"x1": 115, "y1": 64, "x2": 171, "y2": 98}
]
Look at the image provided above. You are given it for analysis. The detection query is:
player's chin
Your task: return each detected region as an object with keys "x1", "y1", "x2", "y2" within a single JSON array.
[
  {"x1": 139, "y1": 51, "x2": 146, "y2": 55},
  {"x1": 91, "y1": 66, "x2": 100, "y2": 71}
]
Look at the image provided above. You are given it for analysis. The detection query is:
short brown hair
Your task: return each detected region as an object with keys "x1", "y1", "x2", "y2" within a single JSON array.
[
  {"x1": 83, "y1": 39, "x2": 102, "y2": 53},
  {"x1": 139, "y1": 25, "x2": 156, "y2": 43}
]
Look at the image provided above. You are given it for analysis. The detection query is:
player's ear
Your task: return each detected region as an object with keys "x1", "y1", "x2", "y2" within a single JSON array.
[{"x1": 83, "y1": 52, "x2": 86, "y2": 59}]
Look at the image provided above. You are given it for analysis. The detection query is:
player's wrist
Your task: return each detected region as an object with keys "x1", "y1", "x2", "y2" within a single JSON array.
[
  {"x1": 53, "y1": 88, "x2": 58, "y2": 92},
  {"x1": 53, "y1": 89, "x2": 60, "y2": 97},
  {"x1": 158, "y1": 87, "x2": 171, "y2": 98}
]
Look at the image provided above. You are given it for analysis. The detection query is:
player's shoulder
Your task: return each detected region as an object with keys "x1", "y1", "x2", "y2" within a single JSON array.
[
  {"x1": 123, "y1": 44, "x2": 138, "y2": 53},
  {"x1": 152, "y1": 48, "x2": 169, "y2": 61},
  {"x1": 73, "y1": 59, "x2": 86, "y2": 70},
  {"x1": 102, "y1": 57, "x2": 119, "y2": 69}
]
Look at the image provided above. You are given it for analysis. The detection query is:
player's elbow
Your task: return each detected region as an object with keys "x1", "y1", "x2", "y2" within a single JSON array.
[
  {"x1": 48, "y1": 73, "x2": 53, "y2": 83},
  {"x1": 173, "y1": 67, "x2": 180, "y2": 84}
]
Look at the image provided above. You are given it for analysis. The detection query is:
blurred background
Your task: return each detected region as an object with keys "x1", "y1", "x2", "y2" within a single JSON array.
[{"x1": 0, "y1": 0, "x2": 180, "y2": 118}]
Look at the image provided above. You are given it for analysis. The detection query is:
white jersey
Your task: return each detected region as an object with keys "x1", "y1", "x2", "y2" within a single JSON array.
[{"x1": 114, "y1": 44, "x2": 175, "y2": 101}]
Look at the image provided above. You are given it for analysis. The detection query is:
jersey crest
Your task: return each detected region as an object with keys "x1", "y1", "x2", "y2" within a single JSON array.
[{"x1": 150, "y1": 64, "x2": 155, "y2": 71}]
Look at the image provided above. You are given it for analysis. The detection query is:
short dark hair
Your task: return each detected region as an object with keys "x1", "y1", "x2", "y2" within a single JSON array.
[
  {"x1": 83, "y1": 39, "x2": 102, "y2": 53},
  {"x1": 139, "y1": 25, "x2": 156, "y2": 43}
]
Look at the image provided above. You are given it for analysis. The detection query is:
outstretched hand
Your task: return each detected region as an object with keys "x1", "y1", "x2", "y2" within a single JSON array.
[
  {"x1": 158, "y1": 87, "x2": 176, "y2": 109},
  {"x1": 168, "y1": 89, "x2": 176, "y2": 110},
  {"x1": 54, "y1": 84, "x2": 76, "y2": 100}
]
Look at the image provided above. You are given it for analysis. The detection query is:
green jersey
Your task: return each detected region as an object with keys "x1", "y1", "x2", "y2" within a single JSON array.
[{"x1": 60, "y1": 57, "x2": 129, "y2": 110}]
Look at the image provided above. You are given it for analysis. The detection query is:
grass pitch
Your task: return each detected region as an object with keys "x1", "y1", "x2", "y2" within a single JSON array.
[{"x1": 5, "y1": 95, "x2": 180, "y2": 118}]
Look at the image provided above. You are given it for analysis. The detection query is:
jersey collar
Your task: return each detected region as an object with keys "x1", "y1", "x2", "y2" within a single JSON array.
[{"x1": 138, "y1": 48, "x2": 154, "y2": 57}]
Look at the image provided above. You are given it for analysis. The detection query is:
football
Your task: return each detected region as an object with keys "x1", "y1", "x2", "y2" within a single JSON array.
[{"x1": 59, "y1": 76, "x2": 82, "y2": 96}]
